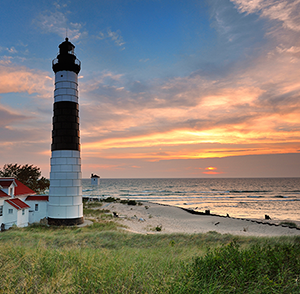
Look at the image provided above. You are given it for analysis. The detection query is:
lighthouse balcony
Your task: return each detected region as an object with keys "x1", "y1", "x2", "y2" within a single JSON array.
[{"x1": 52, "y1": 58, "x2": 81, "y2": 74}]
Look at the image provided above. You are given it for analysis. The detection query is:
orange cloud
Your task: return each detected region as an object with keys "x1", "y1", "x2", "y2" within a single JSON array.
[
  {"x1": 80, "y1": 62, "x2": 300, "y2": 164},
  {"x1": 0, "y1": 63, "x2": 52, "y2": 97},
  {"x1": 202, "y1": 171, "x2": 223, "y2": 175},
  {"x1": 82, "y1": 123, "x2": 300, "y2": 161}
]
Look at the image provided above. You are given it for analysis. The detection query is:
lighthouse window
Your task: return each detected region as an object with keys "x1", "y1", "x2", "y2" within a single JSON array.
[
  {"x1": 8, "y1": 209, "x2": 13, "y2": 214},
  {"x1": 22, "y1": 209, "x2": 25, "y2": 215},
  {"x1": 0, "y1": 206, "x2": 3, "y2": 216},
  {"x1": 35, "y1": 204, "x2": 39, "y2": 211}
]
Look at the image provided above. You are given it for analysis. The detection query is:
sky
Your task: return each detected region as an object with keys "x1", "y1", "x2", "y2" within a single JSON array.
[{"x1": 0, "y1": 0, "x2": 300, "y2": 178}]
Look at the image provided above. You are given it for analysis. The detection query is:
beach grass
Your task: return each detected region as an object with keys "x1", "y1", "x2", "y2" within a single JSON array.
[
  {"x1": 179, "y1": 241, "x2": 300, "y2": 293},
  {"x1": 0, "y1": 222, "x2": 299, "y2": 293}
]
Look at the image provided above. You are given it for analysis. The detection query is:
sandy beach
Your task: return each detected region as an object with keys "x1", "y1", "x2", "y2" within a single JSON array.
[{"x1": 95, "y1": 201, "x2": 300, "y2": 237}]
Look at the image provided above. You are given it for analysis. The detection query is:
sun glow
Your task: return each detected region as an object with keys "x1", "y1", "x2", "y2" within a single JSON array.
[{"x1": 206, "y1": 167, "x2": 216, "y2": 170}]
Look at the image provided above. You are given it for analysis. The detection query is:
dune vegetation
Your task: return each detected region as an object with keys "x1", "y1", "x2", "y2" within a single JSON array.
[{"x1": 0, "y1": 207, "x2": 299, "y2": 293}]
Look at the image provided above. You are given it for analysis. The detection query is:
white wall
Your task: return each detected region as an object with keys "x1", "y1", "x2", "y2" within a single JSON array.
[
  {"x1": 0, "y1": 200, "x2": 4, "y2": 227},
  {"x1": 91, "y1": 177, "x2": 100, "y2": 185},
  {"x1": 3, "y1": 202, "x2": 17, "y2": 229},
  {"x1": 26, "y1": 201, "x2": 48, "y2": 223},
  {"x1": 17, "y1": 209, "x2": 28, "y2": 227}
]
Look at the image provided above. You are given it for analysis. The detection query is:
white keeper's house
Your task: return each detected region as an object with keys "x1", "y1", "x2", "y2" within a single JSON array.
[{"x1": 0, "y1": 178, "x2": 48, "y2": 229}]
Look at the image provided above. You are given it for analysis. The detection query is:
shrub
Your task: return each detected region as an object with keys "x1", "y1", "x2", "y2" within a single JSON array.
[
  {"x1": 103, "y1": 197, "x2": 119, "y2": 203},
  {"x1": 155, "y1": 225, "x2": 162, "y2": 232},
  {"x1": 127, "y1": 200, "x2": 137, "y2": 206}
]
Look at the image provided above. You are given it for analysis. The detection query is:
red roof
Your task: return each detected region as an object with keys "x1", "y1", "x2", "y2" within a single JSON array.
[
  {"x1": 0, "y1": 190, "x2": 9, "y2": 198},
  {"x1": 26, "y1": 195, "x2": 48, "y2": 201},
  {"x1": 14, "y1": 179, "x2": 36, "y2": 196},
  {"x1": 0, "y1": 178, "x2": 36, "y2": 197},
  {"x1": 5, "y1": 198, "x2": 30, "y2": 210}
]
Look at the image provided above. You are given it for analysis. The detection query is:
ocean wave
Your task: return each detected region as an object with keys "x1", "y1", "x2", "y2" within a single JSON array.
[
  {"x1": 273, "y1": 195, "x2": 288, "y2": 198},
  {"x1": 247, "y1": 195, "x2": 264, "y2": 198},
  {"x1": 230, "y1": 190, "x2": 270, "y2": 193}
]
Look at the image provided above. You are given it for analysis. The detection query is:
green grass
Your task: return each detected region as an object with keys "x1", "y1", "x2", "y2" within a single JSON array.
[
  {"x1": 0, "y1": 222, "x2": 299, "y2": 293},
  {"x1": 180, "y1": 241, "x2": 300, "y2": 293},
  {"x1": 83, "y1": 207, "x2": 112, "y2": 218},
  {"x1": 83, "y1": 201, "x2": 103, "y2": 208},
  {"x1": 83, "y1": 201, "x2": 114, "y2": 219}
]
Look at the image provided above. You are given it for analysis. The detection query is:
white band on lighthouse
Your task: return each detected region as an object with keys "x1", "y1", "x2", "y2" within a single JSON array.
[
  {"x1": 54, "y1": 71, "x2": 78, "y2": 103},
  {"x1": 49, "y1": 150, "x2": 82, "y2": 219}
]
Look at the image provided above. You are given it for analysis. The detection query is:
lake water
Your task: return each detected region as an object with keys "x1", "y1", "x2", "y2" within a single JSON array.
[{"x1": 82, "y1": 178, "x2": 300, "y2": 221}]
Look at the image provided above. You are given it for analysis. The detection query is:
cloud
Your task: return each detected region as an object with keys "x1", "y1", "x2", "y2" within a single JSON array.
[
  {"x1": 97, "y1": 28, "x2": 125, "y2": 49},
  {"x1": 0, "y1": 106, "x2": 29, "y2": 128},
  {"x1": 79, "y1": 17, "x2": 300, "y2": 162},
  {"x1": 210, "y1": 0, "x2": 266, "y2": 47},
  {"x1": 0, "y1": 62, "x2": 52, "y2": 98},
  {"x1": 6, "y1": 47, "x2": 17, "y2": 54},
  {"x1": 81, "y1": 58, "x2": 300, "y2": 139},
  {"x1": 0, "y1": 61, "x2": 53, "y2": 158},
  {"x1": 33, "y1": 10, "x2": 85, "y2": 40},
  {"x1": 231, "y1": 0, "x2": 300, "y2": 32}
]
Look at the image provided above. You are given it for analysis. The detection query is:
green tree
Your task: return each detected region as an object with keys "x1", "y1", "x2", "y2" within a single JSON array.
[{"x1": 0, "y1": 164, "x2": 50, "y2": 194}]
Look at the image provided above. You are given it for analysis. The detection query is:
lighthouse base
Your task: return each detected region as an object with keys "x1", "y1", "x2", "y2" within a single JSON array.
[{"x1": 48, "y1": 217, "x2": 84, "y2": 226}]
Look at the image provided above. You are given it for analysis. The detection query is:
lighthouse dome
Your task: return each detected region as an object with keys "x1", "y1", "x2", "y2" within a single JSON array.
[{"x1": 52, "y1": 38, "x2": 81, "y2": 74}]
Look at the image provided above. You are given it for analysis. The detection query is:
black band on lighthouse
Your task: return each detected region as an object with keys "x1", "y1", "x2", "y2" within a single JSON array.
[
  {"x1": 51, "y1": 101, "x2": 80, "y2": 151},
  {"x1": 48, "y1": 217, "x2": 84, "y2": 226}
]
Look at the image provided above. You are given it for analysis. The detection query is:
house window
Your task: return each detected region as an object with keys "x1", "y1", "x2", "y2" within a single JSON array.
[
  {"x1": 0, "y1": 206, "x2": 3, "y2": 216},
  {"x1": 22, "y1": 209, "x2": 25, "y2": 215},
  {"x1": 8, "y1": 209, "x2": 13, "y2": 214},
  {"x1": 35, "y1": 204, "x2": 39, "y2": 211}
]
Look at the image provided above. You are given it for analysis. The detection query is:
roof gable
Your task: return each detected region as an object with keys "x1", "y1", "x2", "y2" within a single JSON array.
[
  {"x1": 91, "y1": 174, "x2": 100, "y2": 178},
  {"x1": 0, "y1": 179, "x2": 17, "y2": 189},
  {"x1": 0, "y1": 178, "x2": 36, "y2": 197},
  {"x1": 14, "y1": 179, "x2": 36, "y2": 197},
  {"x1": 5, "y1": 198, "x2": 30, "y2": 210}
]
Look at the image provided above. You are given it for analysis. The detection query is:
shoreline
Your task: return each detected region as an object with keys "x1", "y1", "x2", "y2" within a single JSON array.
[
  {"x1": 179, "y1": 206, "x2": 300, "y2": 229},
  {"x1": 90, "y1": 201, "x2": 300, "y2": 237}
]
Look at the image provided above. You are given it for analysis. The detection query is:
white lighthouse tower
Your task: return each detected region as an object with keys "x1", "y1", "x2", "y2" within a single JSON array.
[{"x1": 48, "y1": 38, "x2": 83, "y2": 226}]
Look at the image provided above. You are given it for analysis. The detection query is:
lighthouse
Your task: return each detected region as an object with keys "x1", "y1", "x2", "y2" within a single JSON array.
[{"x1": 48, "y1": 38, "x2": 83, "y2": 225}]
